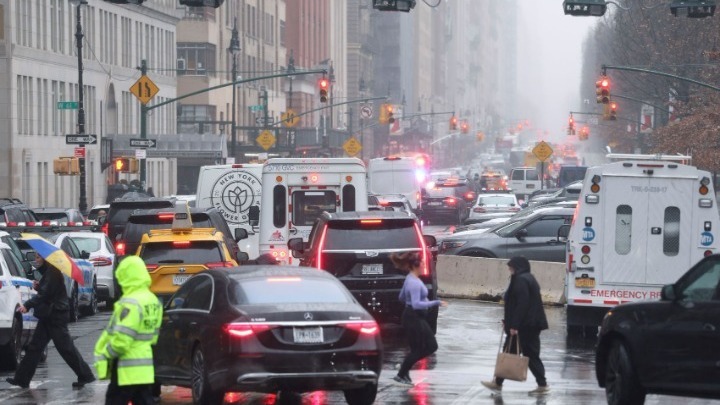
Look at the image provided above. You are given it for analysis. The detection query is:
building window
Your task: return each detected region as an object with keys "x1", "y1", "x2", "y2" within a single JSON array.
[
  {"x1": 280, "y1": 20, "x2": 285, "y2": 47},
  {"x1": 183, "y1": 6, "x2": 215, "y2": 21},
  {"x1": 177, "y1": 43, "x2": 216, "y2": 76},
  {"x1": 178, "y1": 105, "x2": 216, "y2": 134}
]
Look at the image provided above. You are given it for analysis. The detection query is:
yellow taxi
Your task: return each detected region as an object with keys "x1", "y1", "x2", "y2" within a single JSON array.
[{"x1": 135, "y1": 205, "x2": 237, "y2": 301}]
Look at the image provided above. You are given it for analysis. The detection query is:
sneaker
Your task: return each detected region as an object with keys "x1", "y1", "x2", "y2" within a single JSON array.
[
  {"x1": 5, "y1": 377, "x2": 29, "y2": 389},
  {"x1": 392, "y1": 374, "x2": 414, "y2": 386},
  {"x1": 481, "y1": 380, "x2": 502, "y2": 392},
  {"x1": 72, "y1": 376, "x2": 96, "y2": 388},
  {"x1": 528, "y1": 385, "x2": 550, "y2": 396}
]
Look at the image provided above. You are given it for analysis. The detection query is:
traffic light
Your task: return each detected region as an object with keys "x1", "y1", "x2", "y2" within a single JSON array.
[
  {"x1": 460, "y1": 120, "x2": 469, "y2": 134},
  {"x1": 670, "y1": 0, "x2": 715, "y2": 18},
  {"x1": 579, "y1": 126, "x2": 590, "y2": 140},
  {"x1": 449, "y1": 116, "x2": 458, "y2": 131},
  {"x1": 596, "y1": 76, "x2": 610, "y2": 104},
  {"x1": 53, "y1": 157, "x2": 80, "y2": 175},
  {"x1": 568, "y1": 115, "x2": 576, "y2": 135},
  {"x1": 609, "y1": 102, "x2": 618, "y2": 120},
  {"x1": 114, "y1": 157, "x2": 139, "y2": 173},
  {"x1": 372, "y1": 0, "x2": 416, "y2": 12},
  {"x1": 318, "y1": 78, "x2": 329, "y2": 103},
  {"x1": 386, "y1": 104, "x2": 395, "y2": 124},
  {"x1": 563, "y1": 0, "x2": 607, "y2": 16},
  {"x1": 476, "y1": 131, "x2": 485, "y2": 142}
]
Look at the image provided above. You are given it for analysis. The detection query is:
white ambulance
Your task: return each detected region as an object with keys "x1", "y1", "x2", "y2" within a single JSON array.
[
  {"x1": 195, "y1": 163, "x2": 263, "y2": 259},
  {"x1": 367, "y1": 155, "x2": 429, "y2": 213},
  {"x1": 565, "y1": 154, "x2": 719, "y2": 335},
  {"x1": 251, "y1": 158, "x2": 368, "y2": 264}
]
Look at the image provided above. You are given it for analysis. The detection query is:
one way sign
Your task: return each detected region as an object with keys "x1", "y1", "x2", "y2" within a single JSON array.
[
  {"x1": 129, "y1": 138, "x2": 157, "y2": 148},
  {"x1": 65, "y1": 134, "x2": 97, "y2": 145}
]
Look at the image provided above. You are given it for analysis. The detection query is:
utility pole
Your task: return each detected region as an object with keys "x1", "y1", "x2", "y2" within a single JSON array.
[
  {"x1": 72, "y1": 0, "x2": 88, "y2": 213},
  {"x1": 228, "y1": 19, "x2": 240, "y2": 161}
]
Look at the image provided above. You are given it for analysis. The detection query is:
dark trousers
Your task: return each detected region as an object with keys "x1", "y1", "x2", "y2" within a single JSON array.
[
  {"x1": 105, "y1": 361, "x2": 154, "y2": 405},
  {"x1": 14, "y1": 315, "x2": 94, "y2": 385},
  {"x1": 496, "y1": 328, "x2": 546, "y2": 386},
  {"x1": 398, "y1": 307, "x2": 438, "y2": 378}
]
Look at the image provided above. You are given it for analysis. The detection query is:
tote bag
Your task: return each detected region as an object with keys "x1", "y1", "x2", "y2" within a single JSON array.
[{"x1": 494, "y1": 332, "x2": 529, "y2": 382}]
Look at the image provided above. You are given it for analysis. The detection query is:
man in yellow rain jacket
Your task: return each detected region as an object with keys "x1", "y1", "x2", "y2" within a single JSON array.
[{"x1": 94, "y1": 256, "x2": 162, "y2": 405}]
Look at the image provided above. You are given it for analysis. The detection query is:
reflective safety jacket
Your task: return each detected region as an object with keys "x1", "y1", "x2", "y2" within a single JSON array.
[{"x1": 94, "y1": 256, "x2": 162, "y2": 386}]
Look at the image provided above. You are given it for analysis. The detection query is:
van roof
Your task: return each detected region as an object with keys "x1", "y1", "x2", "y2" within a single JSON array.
[{"x1": 263, "y1": 157, "x2": 365, "y2": 166}]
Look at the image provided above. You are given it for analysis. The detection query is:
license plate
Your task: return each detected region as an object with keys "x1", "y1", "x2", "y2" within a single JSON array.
[
  {"x1": 527, "y1": 184, "x2": 535, "y2": 189},
  {"x1": 172, "y1": 275, "x2": 191, "y2": 286},
  {"x1": 293, "y1": 327, "x2": 324, "y2": 343},
  {"x1": 575, "y1": 277, "x2": 596, "y2": 288},
  {"x1": 362, "y1": 264, "x2": 383, "y2": 275},
  {"x1": 428, "y1": 202, "x2": 441, "y2": 206}
]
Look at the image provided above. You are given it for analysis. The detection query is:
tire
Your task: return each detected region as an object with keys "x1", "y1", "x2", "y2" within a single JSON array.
[
  {"x1": 344, "y1": 383, "x2": 378, "y2": 405},
  {"x1": 81, "y1": 278, "x2": 98, "y2": 317},
  {"x1": 605, "y1": 341, "x2": 646, "y2": 405},
  {"x1": 191, "y1": 346, "x2": 224, "y2": 405},
  {"x1": 68, "y1": 284, "x2": 80, "y2": 323},
  {"x1": 0, "y1": 316, "x2": 22, "y2": 371}
]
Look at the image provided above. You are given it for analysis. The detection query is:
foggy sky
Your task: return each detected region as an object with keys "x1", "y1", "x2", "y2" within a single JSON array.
[{"x1": 516, "y1": 1, "x2": 596, "y2": 142}]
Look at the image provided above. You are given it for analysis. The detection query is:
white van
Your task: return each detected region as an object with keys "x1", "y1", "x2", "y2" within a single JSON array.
[
  {"x1": 565, "y1": 154, "x2": 718, "y2": 335},
  {"x1": 195, "y1": 163, "x2": 263, "y2": 259},
  {"x1": 368, "y1": 156, "x2": 428, "y2": 212},
  {"x1": 509, "y1": 166, "x2": 541, "y2": 200},
  {"x1": 252, "y1": 158, "x2": 368, "y2": 264}
]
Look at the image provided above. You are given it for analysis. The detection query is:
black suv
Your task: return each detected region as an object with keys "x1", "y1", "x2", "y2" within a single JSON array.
[
  {"x1": 104, "y1": 198, "x2": 175, "y2": 248},
  {"x1": 595, "y1": 254, "x2": 720, "y2": 405},
  {"x1": 120, "y1": 207, "x2": 248, "y2": 259},
  {"x1": 421, "y1": 178, "x2": 475, "y2": 224},
  {"x1": 0, "y1": 198, "x2": 38, "y2": 224},
  {"x1": 288, "y1": 211, "x2": 439, "y2": 331}
]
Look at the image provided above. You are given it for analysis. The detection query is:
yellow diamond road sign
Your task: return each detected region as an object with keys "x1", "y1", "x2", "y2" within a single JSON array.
[
  {"x1": 281, "y1": 109, "x2": 300, "y2": 128},
  {"x1": 343, "y1": 137, "x2": 362, "y2": 157},
  {"x1": 532, "y1": 141, "x2": 553, "y2": 162},
  {"x1": 257, "y1": 130, "x2": 276, "y2": 151},
  {"x1": 130, "y1": 75, "x2": 160, "y2": 105}
]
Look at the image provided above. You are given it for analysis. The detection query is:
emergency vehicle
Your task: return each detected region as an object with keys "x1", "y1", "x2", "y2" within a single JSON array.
[
  {"x1": 367, "y1": 155, "x2": 430, "y2": 213},
  {"x1": 195, "y1": 163, "x2": 263, "y2": 259},
  {"x1": 252, "y1": 158, "x2": 368, "y2": 264},
  {"x1": 565, "y1": 154, "x2": 719, "y2": 334}
]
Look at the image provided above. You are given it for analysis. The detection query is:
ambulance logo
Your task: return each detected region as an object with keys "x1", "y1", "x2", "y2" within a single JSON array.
[
  {"x1": 210, "y1": 171, "x2": 261, "y2": 225},
  {"x1": 701, "y1": 231, "x2": 714, "y2": 247},
  {"x1": 269, "y1": 230, "x2": 284, "y2": 242}
]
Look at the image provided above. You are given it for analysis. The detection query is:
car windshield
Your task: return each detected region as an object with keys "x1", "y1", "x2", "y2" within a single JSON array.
[
  {"x1": 324, "y1": 219, "x2": 418, "y2": 250},
  {"x1": 70, "y1": 237, "x2": 101, "y2": 253},
  {"x1": 140, "y1": 241, "x2": 223, "y2": 264},
  {"x1": 231, "y1": 277, "x2": 352, "y2": 305},
  {"x1": 477, "y1": 196, "x2": 515, "y2": 206}
]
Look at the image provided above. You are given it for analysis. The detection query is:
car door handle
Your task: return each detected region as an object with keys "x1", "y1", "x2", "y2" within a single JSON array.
[{"x1": 704, "y1": 323, "x2": 716, "y2": 332}]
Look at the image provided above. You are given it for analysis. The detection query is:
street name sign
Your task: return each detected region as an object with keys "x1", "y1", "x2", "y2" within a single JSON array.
[
  {"x1": 130, "y1": 75, "x2": 160, "y2": 105},
  {"x1": 57, "y1": 101, "x2": 79, "y2": 110},
  {"x1": 65, "y1": 134, "x2": 98, "y2": 145},
  {"x1": 249, "y1": 105, "x2": 263, "y2": 112},
  {"x1": 129, "y1": 138, "x2": 157, "y2": 148}
]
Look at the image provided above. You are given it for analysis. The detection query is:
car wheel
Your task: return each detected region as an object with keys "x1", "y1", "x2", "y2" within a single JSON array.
[
  {"x1": 191, "y1": 346, "x2": 224, "y2": 405},
  {"x1": 81, "y1": 278, "x2": 98, "y2": 317},
  {"x1": 0, "y1": 316, "x2": 22, "y2": 371},
  {"x1": 68, "y1": 284, "x2": 80, "y2": 323},
  {"x1": 605, "y1": 341, "x2": 646, "y2": 405},
  {"x1": 344, "y1": 383, "x2": 378, "y2": 405}
]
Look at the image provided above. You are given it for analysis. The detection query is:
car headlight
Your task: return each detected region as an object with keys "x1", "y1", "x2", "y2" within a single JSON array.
[{"x1": 441, "y1": 241, "x2": 467, "y2": 250}]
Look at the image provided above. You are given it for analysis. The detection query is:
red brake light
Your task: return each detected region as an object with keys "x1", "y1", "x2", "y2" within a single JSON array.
[
  {"x1": 445, "y1": 198, "x2": 457, "y2": 206},
  {"x1": 360, "y1": 219, "x2": 383, "y2": 225},
  {"x1": 158, "y1": 213, "x2": 174, "y2": 221},
  {"x1": 344, "y1": 321, "x2": 379, "y2": 335},
  {"x1": 145, "y1": 264, "x2": 159, "y2": 271},
  {"x1": 115, "y1": 242, "x2": 126, "y2": 256},
  {"x1": 581, "y1": 245, "x2": 591, "y2": 254},
  {"x1": 224, "y1": 322, "x2": 275, "y2": 338},
  {"x1": 173, "y1": 241, "x2": 191, "y2": 248},
  {"x1": 415, "y1": 156, "x2": 426, "y2": 166},
  {"x1": 205, "y1": 261, "x2": 234, "y2": 269},
  {"x1": 414, "y1": 222, "x2": 430, "y2": 277},
  {"x1": 316, "y1": 224, "x2": 329, "y2": 270}
]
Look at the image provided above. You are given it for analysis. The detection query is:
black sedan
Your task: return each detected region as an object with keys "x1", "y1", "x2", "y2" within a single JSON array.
[
  {"x1": 154, "y1": 266, "x2": 383, "y2": 405},
  {"x1": 595, "y1": 254, "x2": 720, "y2": 405}
]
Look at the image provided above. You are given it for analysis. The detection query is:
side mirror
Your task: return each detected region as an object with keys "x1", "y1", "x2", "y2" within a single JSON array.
[
  {"x1": 25, "y1": 251, "x2": 37, "y2": 262},
  {"x1": 80, "y1": 250, "x2": 91, "y2": 260},
  {"x1": 558, "y1": 224, "x2": 570, "y2": 241},
  {"x1": 248, "y1": 206, "x2": 260, "y2": 227},
  {"x1": 234, "y1": 228, "x2": 248, "y2": 241},
  {"x1": 288, "y1": 237, "x2": 305, "y2": 256},
  {"x1": 661, "y1": 284, "x2": 676, "y2": 301},
  {"x1": 236, "y1": 252, "x2": 249, "y2": 263},
  {"x1": 515, "y1": 228, "x2": 528, "y2": 240},
  {"x1": 423, "y1": 235, "x2": 437, "y2": 248}
]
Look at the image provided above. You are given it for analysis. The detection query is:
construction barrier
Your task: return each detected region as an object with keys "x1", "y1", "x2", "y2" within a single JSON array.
[{"x1": 436, "y1": 255, "x2": 566, "y2": 305}]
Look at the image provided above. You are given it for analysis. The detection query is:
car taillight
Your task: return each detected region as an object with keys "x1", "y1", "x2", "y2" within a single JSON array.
[
  {"x1": 316, "y1": 224, "x2": 329, "y2": 270},
  {"x1": 344, "y1": 321, "x2": 379, "y2": 335},
  {"x1": 224, "y1": 322, "x2": 275, "y2": 338},
  {"x1": 90, "y1": 257, "x2": 113, "y2": 267},
  {"x1": 445, "y1": 198, "x2": 457, "y2": 206},
  {"x1": 145, "y1": 264, "x2": 159, "y2": 271},
  {"x1": 101, "y1": 223, "x2": 109, "y2": 236},
  {"x1": 473, "y1": 207, "x2": 486, "y2": 213},
  {"x1": 157, "y1": 213, "x2": 174, "y2": 221},
  {"x1": 413, "y1": 222, "x2": 430, "y2": 277},
  {"x1": 205, "y1": 261, "x2": 234, "y2": 269},
  {"x1": 115, "y1": 242, "x2": 126, "y2": 256},
  {"x1": 173, "y1": 241, "x2": 191, "y2": 248}
]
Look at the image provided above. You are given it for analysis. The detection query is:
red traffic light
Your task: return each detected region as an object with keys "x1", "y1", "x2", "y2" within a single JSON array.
[{"x1": 319, "y1": 79, "x2": 329, "y2": 90}]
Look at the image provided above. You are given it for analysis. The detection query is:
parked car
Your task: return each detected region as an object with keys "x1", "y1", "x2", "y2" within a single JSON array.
[
  {"x1": 526, "y1": 181, "x2": 582, "y2": 208},
  {"x1": 467, "y1": 193, "x2": 520, "y2": 223},
  {"x1": 0, "y1": 230, "x2": 34, "y2": 276},
  {"x1": 375, "y1": 194, "x2": 414, "y2": 214},
  {"x1": 154, "y1": 267, "x2": 382, "y2": 405},
  {"x1": 0, "y1": 198, "x2": 38, "y2": 224},
  {"x1": 32, "y1": 207, "x2": 86, "y2": 225},
  {"x1": 0, "y1": 242, "x2": 37, "y2": 370},
  {"x1": 439, "y1": 206, "x2": 574, "y2": 262},
  {"x1": 288, "y1": 211, "x2": 439, "y2": 331},
  {"x1": 595, "y1": 254, "x2": 720, "y2": 405},
  {"x1": 53, "y1": 232, "x2": 117, "y2": 306}
]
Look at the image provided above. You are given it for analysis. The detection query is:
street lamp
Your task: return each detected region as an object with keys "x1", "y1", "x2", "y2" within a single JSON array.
[
  {"x1": 70, "y1": 0, "x2": 88, "y2": 213},
  {"x1": 228, "y1": 18, "x2": 241, "y2": 162}
]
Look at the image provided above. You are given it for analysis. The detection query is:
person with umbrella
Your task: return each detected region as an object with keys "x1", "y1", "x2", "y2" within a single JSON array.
[{"x1": 5, "y1": 235, "x2": 95, "y2": 389}]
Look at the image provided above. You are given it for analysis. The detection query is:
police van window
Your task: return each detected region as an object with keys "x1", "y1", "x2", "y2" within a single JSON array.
[
  {"x1": 272, "y1": 185, "x2": 286, "y2": 228},
  {"x1": 292, "y1": 191, "x2": 337, "y2": 226},
  {"x1": 615, "y1": 205, "x2": 632, "y2": 255},
  {"x1": 182, "y1": 275, "x2": 213, "y2": 311},
  {"x1": 525, "y1": 169, "x2": 539, "y2": 181},
  {"x1": 342, "y1": 185, "x2": 356, "y2": 211},
  {"x1": 663, "y1": 206, "x2": 680, "y2": 256},
  {"x1": 511, "y1": 170, "x2": 524, "y2": 181}
]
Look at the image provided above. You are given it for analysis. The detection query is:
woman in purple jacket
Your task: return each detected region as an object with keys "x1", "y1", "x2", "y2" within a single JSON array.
[{"x1": 391, "y1": 252, "x2": 447, "y2": 386}]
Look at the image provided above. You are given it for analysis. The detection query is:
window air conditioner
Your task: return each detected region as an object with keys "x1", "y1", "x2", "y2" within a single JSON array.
[{"x1": 177, "y1": 58, "x2": 186, "y2": 71}]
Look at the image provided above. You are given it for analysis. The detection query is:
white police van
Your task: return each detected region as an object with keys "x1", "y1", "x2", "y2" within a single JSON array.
[
  {"x1": 565, "y1": 154, "x2": 719, "y2": 335},
  {"x1": 0, "y1": 242, "x2": 37, "y2": 370},
  {"x1": 252, "y1": 158, "x2": 368, "y2": 264},
  {"x1": 367, "y1": 155, "x2": 429, "y2": 213}
]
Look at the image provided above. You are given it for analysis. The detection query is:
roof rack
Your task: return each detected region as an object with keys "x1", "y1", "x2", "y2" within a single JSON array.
[{"x1": 606, "y1": 153, "x2": 692, "y2": 163}]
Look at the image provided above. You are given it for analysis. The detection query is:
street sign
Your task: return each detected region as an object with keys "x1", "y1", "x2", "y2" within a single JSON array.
[
  {"x1": 57, "y1": 101, "x2": 78, "y2": 110},
  {"x1": 130, "y1": 75, "x2": 160, "y2": 105},
  {"x1": 255, "y1": 116, "x2": 275, "y2": 126},
  {"x1": 65, "y1": 134, "x2": 97, "y2": 145},
  {"x1": 135, "y1": 149, "x2": 147, "y2": 159},
  {"x1": 281, "y1": 109, "x2": 300, "y2": 128},
  {"x1": 74, "y1": 147, "x2": 85, "y2": 158},
  {"x1": 248, "y1": 105, "x2": 263, "y2": 112},
  {"x1": 129, "y1": 138, "x2": 157, "y2": 148},
  {"x1": 532, "y1": 141, "x2": 554, "y2": 162},
  {"x1": 256, "y1": 130, "x2": 276, "y2": 151},
  {"x1": 343, "y1": 137, "x2": 362, "y2": 157},
  {"x1": 360, "y1": 105, "x2": 373, "y2": 119}
]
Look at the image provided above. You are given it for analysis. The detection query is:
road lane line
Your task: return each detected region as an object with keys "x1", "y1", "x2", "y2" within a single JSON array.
[{"x1": 450, "y1": 384, "x2": 485, "y2": 404}]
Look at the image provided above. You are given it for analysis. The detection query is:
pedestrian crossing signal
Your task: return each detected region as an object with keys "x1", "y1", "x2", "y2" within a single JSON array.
[{"x1": 114, "y1": 157, "x2": 139, "y2": 174}]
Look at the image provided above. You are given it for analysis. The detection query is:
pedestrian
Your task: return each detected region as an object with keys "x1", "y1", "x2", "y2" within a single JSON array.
[
  {"x1": 482, "y1": 256, "x2": 550, "y2": 395},
  {"x1": 94, "y1": 256, "x2": 163, "y2": 405},
  {"x1": 5, "y1": 255, "x2": 96, "y2": 389},
  {"x1": 391, "y1": 251, "x2": 447, "y2": 386}
]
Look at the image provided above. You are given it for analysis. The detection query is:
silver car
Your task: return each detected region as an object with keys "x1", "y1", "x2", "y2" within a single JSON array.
[{"x1": 467, "y1": 193, "x2": 520, "y2": 223}]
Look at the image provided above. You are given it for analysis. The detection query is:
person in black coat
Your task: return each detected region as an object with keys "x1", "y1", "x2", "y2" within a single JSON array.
[
  {"x1": 482, "y1": 256, "x2": 550, "y2": 395},
  {"x1": 6, "y1": 256, "x2": 95, "y2": 389}
]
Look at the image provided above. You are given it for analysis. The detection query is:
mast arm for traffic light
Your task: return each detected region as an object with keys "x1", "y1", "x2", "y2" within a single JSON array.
[
  {"x1": 353, "y1": 110, "x2": 456, "y2": 137},
  {"x1": 602, "y1": 64, "x2": 720, "y2": 93},
  {"x1": 270, "y1": 96, "x2": 389, "y2": 127}
]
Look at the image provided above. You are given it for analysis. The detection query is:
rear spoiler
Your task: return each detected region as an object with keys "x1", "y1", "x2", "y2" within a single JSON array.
[{"x1": 0, "y1": 224, "x2": 101, "y2": 234}]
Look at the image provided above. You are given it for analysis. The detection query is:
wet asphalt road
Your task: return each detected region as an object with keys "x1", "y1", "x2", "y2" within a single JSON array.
[{"x1": 1, "y1": 299, "x2": 717, "y2": 405}]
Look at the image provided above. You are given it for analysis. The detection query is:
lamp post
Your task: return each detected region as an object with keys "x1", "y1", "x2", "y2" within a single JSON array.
[
  {"x1": 228, "y1": 18, "x2": 240, "y2": 162},
  {"x1": 70, "y1": 0, "x2": 88, "y2": 213}
]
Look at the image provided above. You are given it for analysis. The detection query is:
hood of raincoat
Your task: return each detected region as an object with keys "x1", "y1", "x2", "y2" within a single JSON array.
[
  {"x1": 116, "y1": 255, "x2": 152, "y2": 293},
  {"x1": 507, "y1": 256, "x2": 531, "y2": 275}
]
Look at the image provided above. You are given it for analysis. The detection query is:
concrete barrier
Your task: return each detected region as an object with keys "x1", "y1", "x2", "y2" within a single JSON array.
[{"x1": 436, "y1": 255, "x2": 566, "y2": 305}]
